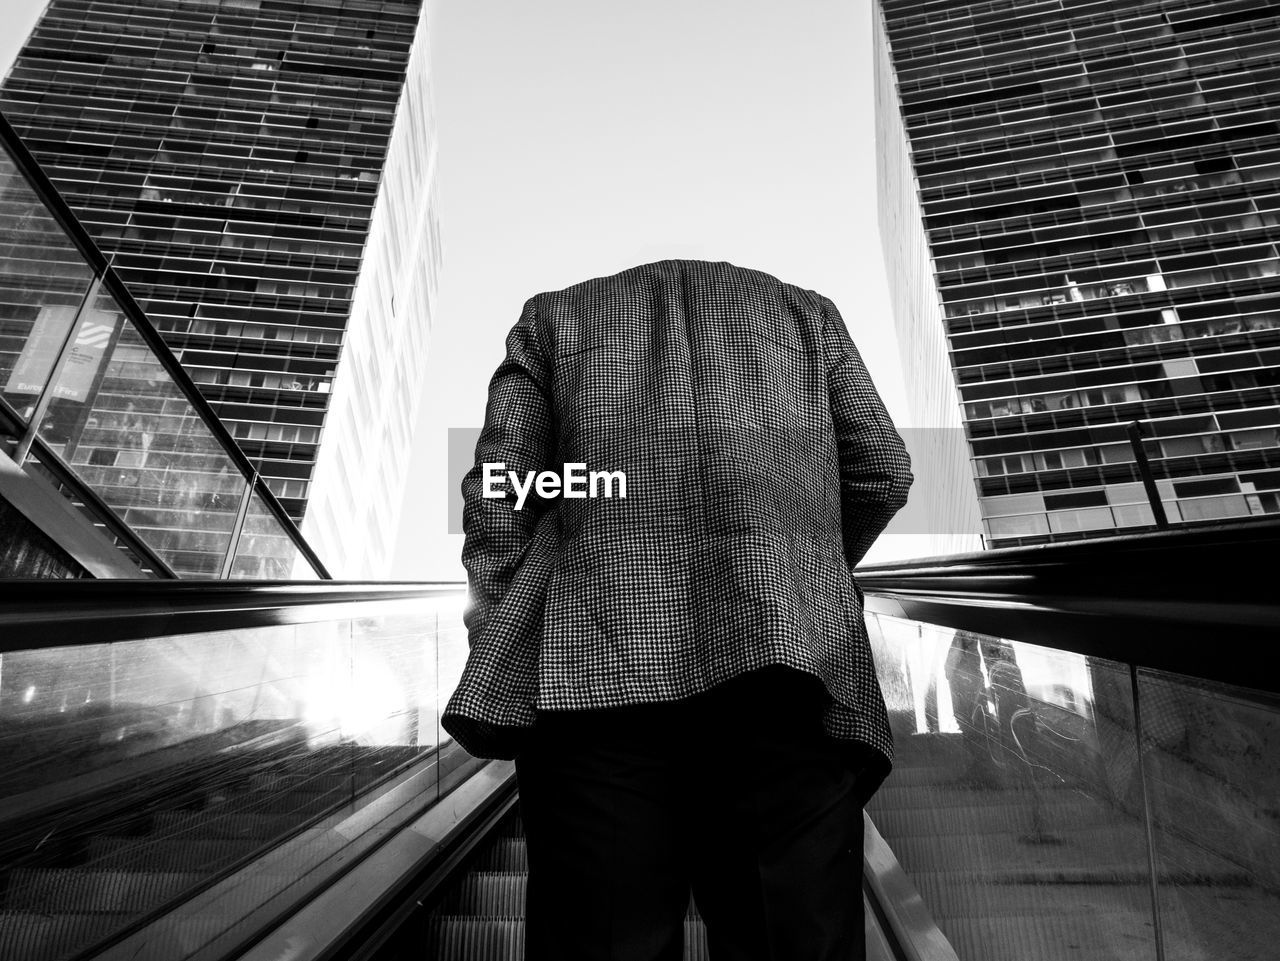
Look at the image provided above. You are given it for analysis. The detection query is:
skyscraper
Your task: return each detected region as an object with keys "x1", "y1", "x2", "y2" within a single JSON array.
[
  {"x1": 0, "y1": 0, "x2": 441, "y2": 576},
  {"x1": 875, "y1": 0, "x2": 1280, "y2": 548}
]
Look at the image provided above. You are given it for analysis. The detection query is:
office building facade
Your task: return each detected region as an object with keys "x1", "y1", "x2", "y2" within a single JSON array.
[
  {"x1": 875, "y1": 0, "x2": 1280, "y2": 547},
  {"x1": 1, "y1": 0, "x2": 440, "y2": 575}
]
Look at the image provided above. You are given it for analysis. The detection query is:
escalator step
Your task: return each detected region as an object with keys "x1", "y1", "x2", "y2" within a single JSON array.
[
  {"x1": 471, "y1": 839, "x2": 527, "y2": 872},
  {"x1": 438, "y1": 873, "x2": 703, "y2": 921},
  {"x1": 440, "y1": 873, "x2": 526, "y2": 915},
  {"x1": 685, "y1": 920, "x2": 710, "y2": 960},
  {"x1": 149, "y1": 810, "x2": 306, "y2": 839},
  {"x1": 215, "y1": 789, "x2": 351, "y2": 816},
  {"x1": 84, "y1": 837, "x2": 265, "y2": 872},
  {"x1": 425, "y1": 917, "x2": 711, "y2": 960},
  {"x1": 0, "y1": 912, "x2": 127, "y2": 961},
  {"x1": 0, "y1": 912, "x2": 229, "y2": 961},
  {"x1": 497, "y1": 814, "x2": 524, "y2": 838},
  {"x1": 4, "y1": 867, "x2": 289, "y2": 914},
  {"x1": 427, "y1": 916, "x2": 524, "y2": 960},
  {"x1": 5, "y1": 869, "x2": 202, "y2": 913},
  {"x1": 245, "y1": 772, "x2": 362, "y2": 794}
]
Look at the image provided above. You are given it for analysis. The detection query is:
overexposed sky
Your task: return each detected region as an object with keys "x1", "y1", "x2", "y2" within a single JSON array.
[
  {"x1": 401, "y1": 0, "x2": 908, "y2": 578},
  {"x1": 0, "y1": 0, "x2": 912, "y2": 579}
]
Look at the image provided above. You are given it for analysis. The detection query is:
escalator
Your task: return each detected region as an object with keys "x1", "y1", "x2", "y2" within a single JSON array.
[
  {"x1": 1, "y1": 735, "x2": 424, "y2": 961},
  {"x1": 389, "y1": 800, "x2": 897, "y2": 961},
  {"x1": 1, "y1": 520, "x2": 1278, "y2": 961}
]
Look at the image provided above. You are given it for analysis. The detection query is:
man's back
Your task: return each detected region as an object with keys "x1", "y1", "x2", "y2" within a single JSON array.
[
  {"x1": 447, "y1": 259, "x2": 911, "y2": 769},
  {"x1": 445, "y1": 259, "x2": 912, "y2": 961}
]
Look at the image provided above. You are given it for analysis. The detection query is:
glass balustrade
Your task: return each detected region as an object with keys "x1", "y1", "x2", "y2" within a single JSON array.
[
  {"x1": 0, "y1": 590, "x2": 469, "y2": 961},
  {"x1": 863, "y1": 609, "x2": 1280, "y2": 961}
]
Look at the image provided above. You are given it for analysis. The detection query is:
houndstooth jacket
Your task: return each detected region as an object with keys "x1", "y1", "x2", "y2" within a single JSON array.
[{"x1": 442, "y1": 259, "x2": 912, "y2": 785}]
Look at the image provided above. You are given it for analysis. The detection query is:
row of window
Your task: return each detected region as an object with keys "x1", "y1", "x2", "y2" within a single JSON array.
[
  {"x1": 926, "y1": 163, "x2": 1275, "y2": 236},
  {"x1": 911, "y1": 76, "x2": 1270, "y2": 162},
  {"x1": 927, "y1": 168, "x2": 1280, "y2": 255},
  {"x1": 898, "y1": 18, "x2": 1278, "y2": 95},
  {"x1": 62, "y1": 0, "x2": 418, "y2": 25},
  {"x1": 887, "y1": 0, "x2": 1209, "y2": 50},
  {"x1": 229, "y1": 420, "x2": 321, "y2": 444},
  {"x1": 6, "y1": 71, "x2": 400, "y2": 117},
  {"x1": 28, "y1": 30, "x2": 407, "y2": 74},
  {"x1": 175, "y1": 318, "x2": 343, "y2": 346},
  {"x1": 942, "y1": 230, "x2": 1278, "y2": 295},
  {"x1": 112, "y1": 235, "x2": 363, "y2": 267},
  {"x1": 952, "y1": 313, "x2": 1280, "y2": 379},
  {"x1": 945, "y1": 259, "x2": 1280, "y2": 319},
  {"x1": 899, "y1": 30, "x2": 1280, "y2": 126},
  {"x1": 976, "y1": 425, "x2": 1279, "y2": 477},
  {"x1": 984, "y1": 491, "x2": 1280, "y2": 541},
  {"x1": 189, "y1": 366, "x2": 333, "y2": 393},
  {"x1": 936, "y1": 208, "x2": 1276, "y2": 276},
  {"x1": 9, "y1": 93, "x2": 398, "y2": 144},
  {"x1": 964, "y1": 361, "x2": 1280, "y2": 417},
  {"x1": 922, "y1": 137, "x2": 1257, "y2": 206},
  {"x1": 909, "y1": 66, "x2": 1279, "y2": 169},
  {"x1": 53, "y1": 12, "x2": 408, "y2": 51}
]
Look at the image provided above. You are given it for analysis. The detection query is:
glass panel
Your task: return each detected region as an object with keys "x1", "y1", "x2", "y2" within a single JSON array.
[
  {"x1": 0, "y1": 151, "x2": 96, "y2": 417},
  {"x1": 35, "y1": 288, "x2": 248, "y2": 577},
  {"x1": 1138, "y1": 670, "x2": 1280, "y2": 959},
  {"x1": 865, "y1": 613, "x2": 1158, "y2": 961},
  {"x1": 23, "y1": 451, "x2": 163, "y2": 578},
  {"x1": 0, "y1": 593, "x2": 471, "y2": 961},
  {"x1": 229, "y1": 484, "x2": 319, "y2": 579}
]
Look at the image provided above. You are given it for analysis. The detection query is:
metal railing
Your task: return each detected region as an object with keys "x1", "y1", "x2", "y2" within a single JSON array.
[{"x1": 856, "y1": 516, "x2": 1280, "y2": 692}]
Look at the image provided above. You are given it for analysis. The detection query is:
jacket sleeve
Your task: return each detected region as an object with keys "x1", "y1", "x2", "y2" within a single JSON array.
[
  {"x1": 460, "y1": 297, "x2": 555, "y2": 644},
  {"x1": 821, "y1": 295, "x2": 913, "y2": 567}
]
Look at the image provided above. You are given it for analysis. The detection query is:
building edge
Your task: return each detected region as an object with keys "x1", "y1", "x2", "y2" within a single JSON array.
[
  {"x1": 872, "y1": 0, "x2": 984, "y2": 556},
  {"x1": 302, "y1": 1, "x2": 442, "y2": 579}
]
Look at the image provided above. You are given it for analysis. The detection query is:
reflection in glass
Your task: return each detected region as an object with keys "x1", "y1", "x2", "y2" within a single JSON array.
[
  {"x1": 865, "y1": 612, "x2": 1280, "y2": 960},
  {"x1": 1139, "y1": 670, "x2": 1280, "y2": 960},
  {"x1": 230, "y1": 483, "x2": 317, "y2": 579},
  {"x1": 866, "y1": 613, "x2": 1156, "y2": 961},
  {"x1": 0, "y1": 593, "x2": 468, "y2": 961},
  {"x1": 0, "y1": 153, "x2": 95, "y2": 416},
  {"x1": 36, "y1": 289, "x2": 247, "y2": 577}
]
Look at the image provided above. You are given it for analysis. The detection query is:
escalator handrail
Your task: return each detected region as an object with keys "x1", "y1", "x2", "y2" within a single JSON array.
[
  {"x1": 5, "y1": 519, "x2": 1278, "y2": 685},
  {"x1": 84, "y1": 745, "x2": 492, "y2": 961},
  {"x1": 856, "y1": 518, "x2": 1280, "y2": 694},
  {"x1": 863, "y1": 811, "x2": 962, "y2": 961},
  {"x1": 230, "y1": 760, "x2": 517, "y2": 961},
  {"x1": 0, "y1": 580, "x2": 468, "y2": 651}
]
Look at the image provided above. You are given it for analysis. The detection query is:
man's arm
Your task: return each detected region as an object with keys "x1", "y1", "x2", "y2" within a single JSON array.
[
  {"x1": 461, "y1": 297, "x2": 555, "y2": 642},
  {"x1": 822, "y1": 296, "x2": 913, "y2": 566}
]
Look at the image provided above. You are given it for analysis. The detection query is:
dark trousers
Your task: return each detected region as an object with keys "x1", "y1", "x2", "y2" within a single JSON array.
[{"x1": 516, "y1": 667, "x2": 867, "y2": 961}]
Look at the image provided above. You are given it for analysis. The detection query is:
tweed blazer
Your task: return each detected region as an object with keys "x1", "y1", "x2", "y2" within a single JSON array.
[{"x1": 442, "y1": 260, "x2": 912, "y2": 781}]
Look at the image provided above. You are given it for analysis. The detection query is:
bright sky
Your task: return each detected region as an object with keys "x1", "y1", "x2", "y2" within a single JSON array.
[
  {"x1": 0, "y1": 0, "x2": 914, "y2": 580},
  {"x1": 399, "y1": 0, "x2": 910, "y2": 579}
]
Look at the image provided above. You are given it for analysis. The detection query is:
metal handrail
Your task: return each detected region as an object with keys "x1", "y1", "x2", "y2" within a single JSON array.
[
  {"x1": 2, "y1": 518, "x2": 1279, "y2": 686},
  {"x1": 0, "y1": 579, "x2": 468, "y2": 651},
  {"x1": 856, "y1": 517, "x2": 1280, "y2": 693}
]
